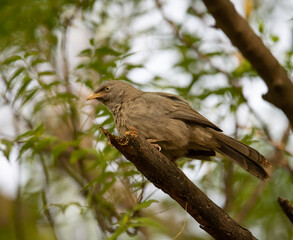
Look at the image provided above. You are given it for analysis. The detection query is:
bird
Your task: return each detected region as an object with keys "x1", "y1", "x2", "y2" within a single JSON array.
[{"x1": 87, "y1": 80, "x2": 271, "y2": 180}]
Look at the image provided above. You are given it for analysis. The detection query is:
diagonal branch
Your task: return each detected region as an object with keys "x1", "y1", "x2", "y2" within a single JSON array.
[
  {"x1": 100, "y1": 126, "x2": 257, "y2": 240},
  {"x1": 201, "y1": 0, "x2": 293, "y2": 128},
  {"x1": 278, "y1": 197, "x2": 293, "y2": 224}
]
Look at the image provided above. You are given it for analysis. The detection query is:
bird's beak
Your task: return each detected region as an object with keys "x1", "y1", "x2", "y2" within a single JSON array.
[{"x1": 86, "y1": 92, "x2": 105, "y2": 101}]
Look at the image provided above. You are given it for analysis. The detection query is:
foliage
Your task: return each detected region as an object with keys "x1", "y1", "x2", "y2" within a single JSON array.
[{"x1": 0, "y1": 0, "x2": 293, "y2": 239}]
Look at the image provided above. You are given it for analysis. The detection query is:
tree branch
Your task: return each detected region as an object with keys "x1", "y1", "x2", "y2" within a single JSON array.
[
  {"x1": 201, "y1": 0, "x2": 293, "y2": 128},
  {"x1": 278, "y1": 197, "x2": 293, "y2": 224},
  {"x1": 100, "y1": 127, "x2": 257, "y2": 240}
]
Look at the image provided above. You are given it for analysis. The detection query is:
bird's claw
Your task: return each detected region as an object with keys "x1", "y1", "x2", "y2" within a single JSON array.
[
  {"x1": 151, "y1": 143, "x2": 161, "y2": 152},
  {"x1": 147, "y1": 139, "x2": 161, "y2": 151}
]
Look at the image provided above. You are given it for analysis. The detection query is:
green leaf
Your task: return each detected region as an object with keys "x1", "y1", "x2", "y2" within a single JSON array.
[
  {"x1": 78, "y1": 48, "x2": 92, "y2": 57},
  {"x1": 33, "y1": 99, "x2": 46, "y2": 114},
  {"x1": 0, "y1": 139, "x2": 14, "y2": 160},
  {"x1": 38, "y1": 71, "x2": 55, "y2": 76},
  {"x1": 32, "y1": 136, "x2": 56, "y2": 155},
  {"x1": 34, "y1": 124, "x2": 45, "y2": 136},
  {"x1": 129, "y1": 217, "x2": 165, "y2": 231},
  {"x1": 7, "y1": 67, "x2": 25, "y2": 88},
  {"x1": 120, "y1": 52, "x2": 135, "y2": 60},
  {"x1": 125, "y1": 64, "x2": 144, "y2": 70},
  {"x1": 240, "y1": 129, "x2": 258, "y2": 145},
  {"x1": 52, "y1": 142, "x2": 71, "y2": 161},
  {"x1": 3, "y1": 55, "x2": 22, "y2": 65},
  {"x1": 259, "y1": 22, "x2": 264, "y2": 34},
  {"x1": 205, "y1": 51, "x2": 224, "y2": 57},
  {"x1": 19, "y1": 137, "x2": 35, "y2": 156},
  {"x1": 13, "y1": 75, "x2": 32, "y2": 104},
  {"x1": 31, "y1": 58, "x2": 46, "y2": 66},
  {"x1": 107, "y1": 212, "x2": 131, "y2": 240},
  {"x1": 97, "y1": 176, "x2": 116, "y2": 196},
  {"x1": 83, "y1": 79, "x2": 94, "y2": 90},
  {"x1": 17, "y1": 124, "x2": 44, "y2": 156},
  {"x1": 69, "y1": 149, "x2": 88, "y2": 164},
  {"x1": 16, "y1": 124, "x2": 44, "y2": 141},
  {"x1": 21, "y1": 88, "x2": 38, "y2": 107},
  {"x1": 232, "y1": 60, "x2": 253, "y2": 78},
  {"x1": 270, "y1": 34, "x2": 279, "y2": 43},
  {"x1": 56, "y1": 92, "x2": 78, "y2": 100},
  {"x1": 24, "y1": 51, "x2": 39, "y2": 58},
  {"x1": 95, "y1": 47, "x2": 121, "y2": 56},
  {"x1": 16, "y1": 130, "x2": 34, "y2": 141},
  {"x1": 133, "y1": 199, "x2": 158, "y2": 211}
]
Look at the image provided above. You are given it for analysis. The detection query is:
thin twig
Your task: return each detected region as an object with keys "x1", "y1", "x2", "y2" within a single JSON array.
[
  {"x1": 12, "y1": 179, "x2": 25, "y2": 240},
  {"x1": 235, "y1": 182, "x2": 265, "y2": 223},
  {"x1": 171, "y1": 202, "x2": 188, "y2": 239},
  {"x1": 60, "y1": 17, "x2": 79, "y2": 137},
  {"x1": 39, "y1": 155, "x2": 58, "y2": 240}
]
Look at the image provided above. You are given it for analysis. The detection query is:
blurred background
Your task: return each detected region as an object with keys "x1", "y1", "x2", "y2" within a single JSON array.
[{"x1": 0, "y1": 0, "x2": 293, "y2": 239}]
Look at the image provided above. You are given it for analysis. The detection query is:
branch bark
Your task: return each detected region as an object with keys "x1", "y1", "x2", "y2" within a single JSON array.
[
  {"x1": 278, "y1": 197, "x2": 293, "y2": 224},
  {"x1": 100, "y1": 127, "x2": 257, "y2": 240},
  {"x1": 201, "y1": 0, "x2": 293, "y2": 128}
]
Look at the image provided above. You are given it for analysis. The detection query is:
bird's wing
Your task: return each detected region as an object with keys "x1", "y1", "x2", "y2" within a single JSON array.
[{"x1": 137, "y1": 92, "x2": 222, "y2": 132}]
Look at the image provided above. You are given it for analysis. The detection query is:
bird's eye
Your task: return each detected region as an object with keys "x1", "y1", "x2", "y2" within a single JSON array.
[{"x1": 105, "y1": 87, "x2": 110, "y2": 92}]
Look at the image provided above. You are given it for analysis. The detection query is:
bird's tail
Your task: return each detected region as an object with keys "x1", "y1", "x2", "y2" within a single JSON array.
[{"x1": 214, "y1": 132, "x2": 271, "y2": 181}]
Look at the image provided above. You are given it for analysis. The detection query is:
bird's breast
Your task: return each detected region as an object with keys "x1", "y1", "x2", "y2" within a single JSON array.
[{"x1": 113, "y1": 103, "x2": 129, "y2": 136}]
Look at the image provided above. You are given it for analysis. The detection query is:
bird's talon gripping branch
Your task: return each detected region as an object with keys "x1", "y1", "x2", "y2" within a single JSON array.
[
  {"x1": 152, "y1": 144, "x2": 161, "y2": 152},
  {"x1": 147, "y1": 139, "x2": 162, "y2": 151}
]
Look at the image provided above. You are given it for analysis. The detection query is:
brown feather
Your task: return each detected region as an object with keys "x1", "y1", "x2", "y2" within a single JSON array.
[{"x1": 213, "y1": 130, "x2": 270, "y2": 180}]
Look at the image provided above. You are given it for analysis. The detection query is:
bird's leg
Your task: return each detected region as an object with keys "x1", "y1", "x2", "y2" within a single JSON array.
[{"x1": 147, "y1": 139, "x2": 162, "y2": 151}]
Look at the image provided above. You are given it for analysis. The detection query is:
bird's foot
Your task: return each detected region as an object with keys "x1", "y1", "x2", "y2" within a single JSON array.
[
  {"x1": 151, "y1": 143, "x2": 161, "y2": 151},
  {"x1": 147, "y1": 139, "x2": 161, "y2": 151}
]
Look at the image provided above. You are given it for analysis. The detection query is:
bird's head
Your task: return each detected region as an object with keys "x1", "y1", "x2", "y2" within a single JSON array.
[{"x1": 87, "y1": 80, "x2": 141, "y2": 111}]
